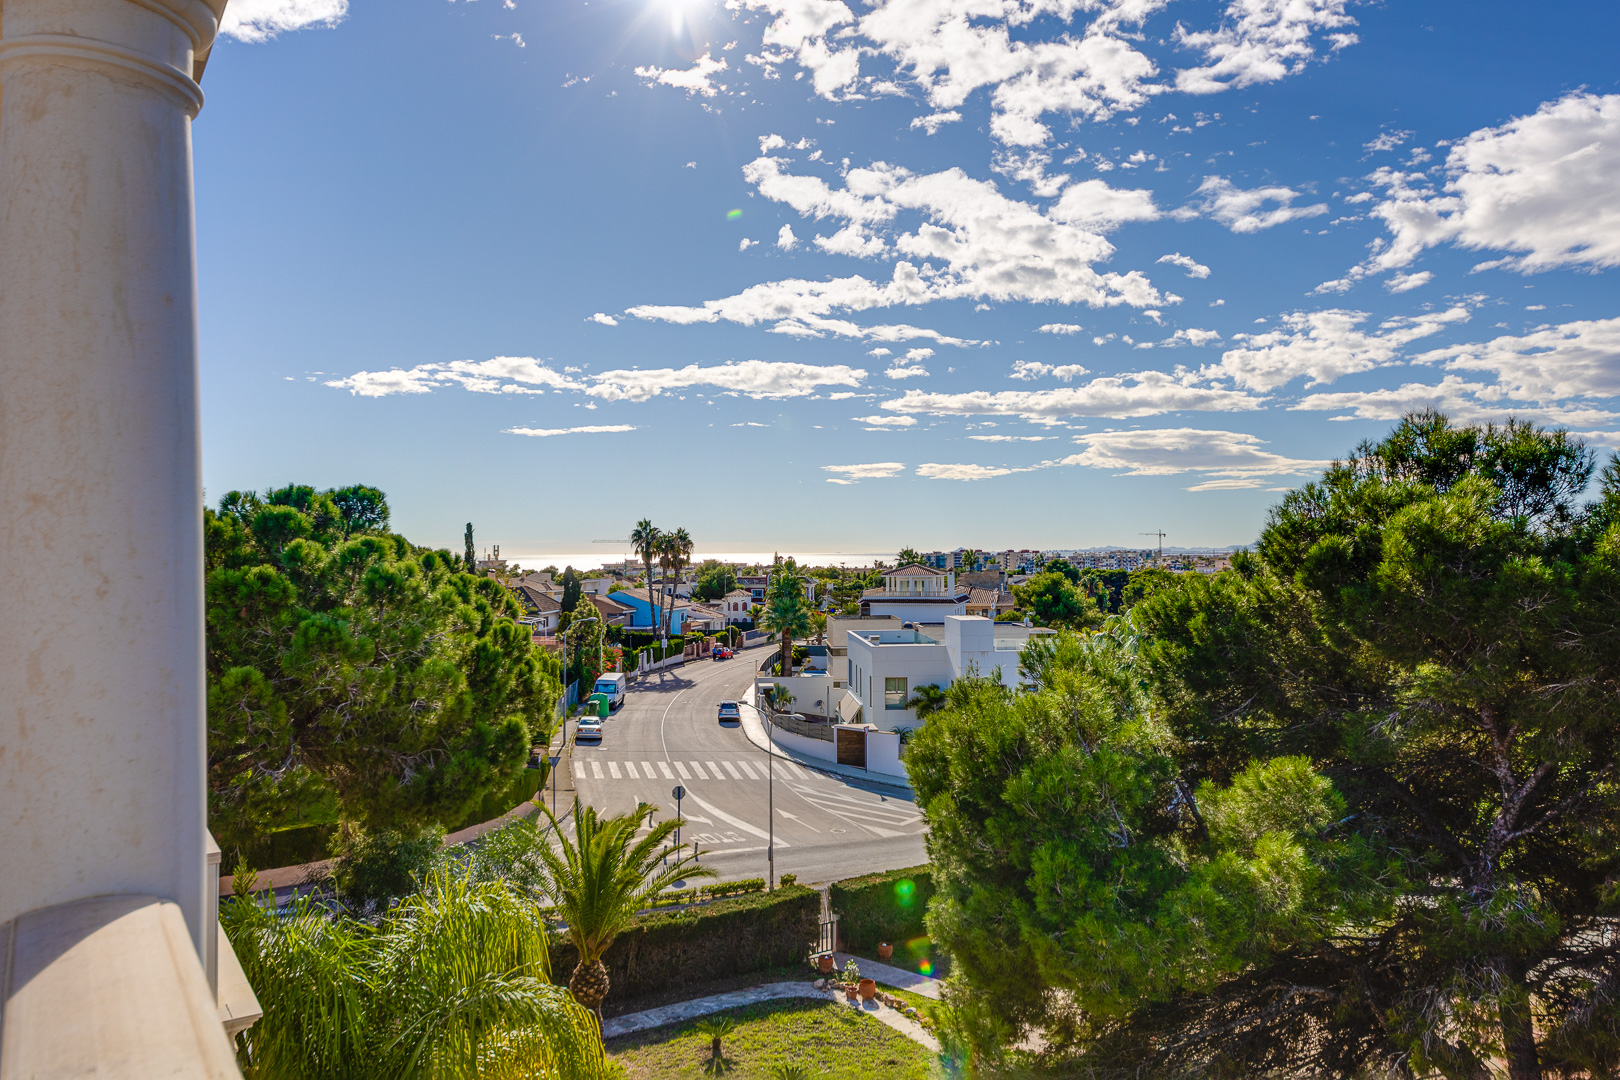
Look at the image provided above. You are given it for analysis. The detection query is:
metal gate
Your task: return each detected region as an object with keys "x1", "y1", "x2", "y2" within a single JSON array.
[
  {"x1": 836, "y1": 727, "x2": 866, "y2": 769},
  {"x1": 815, "y1": 915, "x2": 839, "y2": 956}
]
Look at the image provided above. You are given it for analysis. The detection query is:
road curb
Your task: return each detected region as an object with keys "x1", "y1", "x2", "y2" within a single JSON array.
[{"x1": 739, "y1": 684, "x2": 913, "y2": 793}]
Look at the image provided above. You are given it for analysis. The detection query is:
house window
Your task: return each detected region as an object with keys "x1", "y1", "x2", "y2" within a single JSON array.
[{"x1": 885, "y1": 677, "x2": 908, "y2": 710}]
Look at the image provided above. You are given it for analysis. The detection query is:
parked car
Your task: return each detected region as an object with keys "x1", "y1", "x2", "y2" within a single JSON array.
[
  {"x1": 576, "y1": 718, "x2": 604, "y2": 743},
  {"x1": 717, "y1": 700, "x2": 741, "y2": 722},
  {"x1": 712, "y1": 646, "x2": 732, "y2": 660}
]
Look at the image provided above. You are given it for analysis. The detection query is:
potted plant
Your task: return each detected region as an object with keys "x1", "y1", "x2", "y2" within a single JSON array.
[
  {"x1": 877, "y1": 942, "x2": 893, "y2": 960},
  {"x1": 817, "y1": 954, "x2": 835, "y2": 975},
  {"x1": 858, "y1": 978, "x2": 877, "y2": 1002}
]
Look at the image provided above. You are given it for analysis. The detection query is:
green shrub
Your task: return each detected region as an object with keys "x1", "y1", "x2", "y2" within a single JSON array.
[
  {"x1": 551, "y1": 883, "x2": 820, "y2": 1001},
  {"x1": 331, "y1": 825, "x2": 446, "y2": 916},
  {"x1": 656, "y1": 878, "x2": 768, "y2": 907},
  {"x1": 828, "y1": 865, "x2": 933, "y2": 951},
  {"x1": 445, "y1": 766, "x2": 541, "y2": 833}
]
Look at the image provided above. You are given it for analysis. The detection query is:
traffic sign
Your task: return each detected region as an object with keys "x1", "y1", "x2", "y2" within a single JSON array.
[{"x1": 672, "y1": 785, "x2": 686, "y2": 801}]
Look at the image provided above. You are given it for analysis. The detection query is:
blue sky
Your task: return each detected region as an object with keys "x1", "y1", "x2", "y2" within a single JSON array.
[{"x1": 196, "y1": 0, "x2": 1620, "y2": 556}]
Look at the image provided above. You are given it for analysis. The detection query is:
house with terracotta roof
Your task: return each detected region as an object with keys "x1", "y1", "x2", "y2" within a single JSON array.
[
  {"x1": 966, "y1": 587, "x2": 1017, "y2": 620},
  {"x1": 858, "y1": 563, "x2": 970, "y2": 621}
]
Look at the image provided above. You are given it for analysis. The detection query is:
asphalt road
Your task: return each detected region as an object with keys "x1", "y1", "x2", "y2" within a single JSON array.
[{"x1": 568, "y1": 651, "x2": 928, "y2": 886}]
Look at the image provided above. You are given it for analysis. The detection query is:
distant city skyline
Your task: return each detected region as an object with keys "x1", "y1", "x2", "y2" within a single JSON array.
[{"x1": 195, "y1": 1, "x2": 1620, "y2": 552}]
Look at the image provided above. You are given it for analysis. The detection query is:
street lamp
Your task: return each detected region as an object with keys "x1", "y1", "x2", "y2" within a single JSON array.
[{"x1": 553, "y1": 614, "x2": 600, "y2": 816}]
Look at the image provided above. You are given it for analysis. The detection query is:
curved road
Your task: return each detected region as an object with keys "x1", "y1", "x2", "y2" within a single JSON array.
[{"x1": 568, "y1": 652, "x2": 927, "y2": 885}]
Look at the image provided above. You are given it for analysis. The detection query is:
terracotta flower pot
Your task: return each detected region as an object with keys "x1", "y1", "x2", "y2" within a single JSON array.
[
  {"x1": 817, "y1": 954, "x2": 835, "y2": 974},
  {"x1": 844, "y1": 986, "x2": 858, "y2": 1001},
  {"x1": 858, "y1": 978, "x2": 877, "y2": 1001},
  {"x1": 877, "y1": 942, "x2": 893, "y2": 960}
]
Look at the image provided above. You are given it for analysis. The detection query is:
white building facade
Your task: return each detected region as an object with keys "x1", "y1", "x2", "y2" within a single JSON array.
[
  {"x1": 844, "y1": 616, "x2": 1054, "y2": 727},
  {"x1": 858, "y1": 564, "x2": 970, "y2": 621}
]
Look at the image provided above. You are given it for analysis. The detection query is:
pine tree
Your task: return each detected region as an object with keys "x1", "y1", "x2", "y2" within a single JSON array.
[{"x1": 464, "y1": 522, "x2": 475, "y2": 574}]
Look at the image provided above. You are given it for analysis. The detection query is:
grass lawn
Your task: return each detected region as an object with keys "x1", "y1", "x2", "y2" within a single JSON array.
[{"x1": 607, "y1": 998, "x2": 934, "y2": 1080}]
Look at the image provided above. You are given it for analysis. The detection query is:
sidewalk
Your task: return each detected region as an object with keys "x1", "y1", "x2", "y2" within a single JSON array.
[
  {"x1": 600, "y1": 980, "x2": 939, "y2": 1051},
  {"x1": 739, "y1": 684, "x2": 912, "y2": 793},
  {"x1": 833, "y1": 952, "x2": 942, "y2": 1000}
]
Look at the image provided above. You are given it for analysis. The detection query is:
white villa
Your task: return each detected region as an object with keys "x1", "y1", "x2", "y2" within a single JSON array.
[
  {"x1": 843, "y1": 615, "x2": 1054, "y2": 727},
  {"x1": 858, "y1": 564, "x2": 971, "y2": 622}
]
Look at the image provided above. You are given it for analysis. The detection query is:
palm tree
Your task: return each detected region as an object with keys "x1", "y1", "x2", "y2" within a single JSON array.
[
  {"x1": 666, "y1": 527, "x2": 694, "y2": 641},
  {"x1": 905, "y1": 682, "x2": 948, "y2": 718},
  {"x1": 221, "y1": 866, "x2": 603, "y2": 1080},
  {"x1": 759, "y1": 560, "x2": 813, "y2": 679},
  {"x1": 655, "y1": 534, "x2": 677, "y2": 642},
  {"x1": 630, "y1": 519, "x2": 661, "y2": 641},
  {"x1": 536, "y1": 800, "x2": 711, "y2": 1016},
  {"x1": 808, "y1": 610, "x2": 828, "y2": 644},
  {"x1": 695, "y1": 1015, "x2": 738, "y2": 1062}
]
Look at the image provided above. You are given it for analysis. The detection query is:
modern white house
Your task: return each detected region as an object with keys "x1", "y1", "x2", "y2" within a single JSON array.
[
  {"x1": 844, "y1": 615, "x2": 1055, "y2": 727},
  {"x1": 858, "y1": 564, "x2": 970, "y2": 621}
]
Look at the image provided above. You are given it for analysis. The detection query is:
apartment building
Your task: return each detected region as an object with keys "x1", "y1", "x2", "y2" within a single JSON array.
[{"x1": 844, "y1": 616, "x2": 1055, "y2": 727}]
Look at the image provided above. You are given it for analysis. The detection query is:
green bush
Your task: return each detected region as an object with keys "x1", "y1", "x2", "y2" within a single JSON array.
[
  {"x1": 829, "y1": 865, "x2": 933, "y2": 950},
  {"x1": 656, "y1": 878, "x2": 767, "y2": 907},
  {"x1": 331, "y1": 825, "x2": 446, "y2": 916},
  {"x1": 445, "y1": 766, "x2": 541, "y2": 833},
  {"x1": 551, "y1": 884, "x2": 820, "y2": 1001}
]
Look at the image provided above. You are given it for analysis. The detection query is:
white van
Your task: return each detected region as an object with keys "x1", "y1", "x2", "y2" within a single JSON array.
[{"x1": 592, "y1": 672, "x2": 627, "y2": 711}]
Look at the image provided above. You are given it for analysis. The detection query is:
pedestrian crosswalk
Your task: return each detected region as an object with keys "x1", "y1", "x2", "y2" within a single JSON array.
[{"x1": 575, "y1": 758, "x2": 821, "y2": 783}]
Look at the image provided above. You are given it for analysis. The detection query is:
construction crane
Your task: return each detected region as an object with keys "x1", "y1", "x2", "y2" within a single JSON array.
[{"x1": 1140, "y1": 530, "x2": 1166, "y2": 562}]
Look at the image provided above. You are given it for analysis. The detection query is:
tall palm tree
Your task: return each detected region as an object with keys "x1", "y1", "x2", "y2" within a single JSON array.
[
  {"x1": 536, "y1": 800, "x2": 711, "y2": 1015},
  {"x1": 664, "y1": 527, "x2": 694, "y2": 641},
  {"x1": 759, "y1": 560, "x2": 813, "y2": 678},
  {"x1": 221, "y1": 866, "x2": 603, "y2": 1080},
  {"x1": 630, "y1": 519, "x2": 661, "y2": 641},
  {"x1": 656, "y1": 534, "x2": 677, "y2": 642}
]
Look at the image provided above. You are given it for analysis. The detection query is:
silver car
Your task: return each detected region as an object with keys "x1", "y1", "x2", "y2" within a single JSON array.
[
  {"x1": 717, "y1": 701, "x2": 742, "y2": 723},
  {"x1": 575, "y1": 719, "x2": 604, "y2": 742}
]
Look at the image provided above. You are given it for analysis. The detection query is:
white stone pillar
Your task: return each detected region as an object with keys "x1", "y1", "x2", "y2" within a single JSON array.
[{"x1": 0, "y1": 0, "x2": 227, "y2": 961}]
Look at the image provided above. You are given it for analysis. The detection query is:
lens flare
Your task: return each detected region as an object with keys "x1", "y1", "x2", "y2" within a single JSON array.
[
  {"x1": 918, "y1": 958, "x2": 933, "y2": 975},
  {"x1": 894, "y1": 878, "x2": 916, "y2": 907},
  {"x1": 726, "y1": 209, "x2": 743, "y2": 220}
]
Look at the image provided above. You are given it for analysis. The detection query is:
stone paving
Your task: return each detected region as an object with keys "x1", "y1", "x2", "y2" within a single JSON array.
[{"x1": 832, "y1": 952, "x2": 943, "y2": 999}]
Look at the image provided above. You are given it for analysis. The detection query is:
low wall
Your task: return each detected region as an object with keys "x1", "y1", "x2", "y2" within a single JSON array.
[
  {"x1": 866, "y1": 729, "x2": 903, "y2": 777},
  {"x1": 771, "y1": 725, "x2": 837, "y2": 763}
]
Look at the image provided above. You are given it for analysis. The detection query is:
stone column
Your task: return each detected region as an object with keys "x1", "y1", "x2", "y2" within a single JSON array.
[{"x1": 0, "y1": 0, "x2": 227, "y2": 961}]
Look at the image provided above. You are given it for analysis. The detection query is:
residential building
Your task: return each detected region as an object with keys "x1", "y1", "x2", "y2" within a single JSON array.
[
  {"x1": 996, "y1": 549, "x2": 1042, "y2": 574},
  {"x1": 738, "y1": 573, "x2": 769, "y2": 603},
  {"x1": 584, "y1": 592, "x2": 637, "y2": 628},
  {"x1": 823, "y1": 615, "x2": 903, "y2": 683},
  {"x1": 608, "y1": 592, "x2": 716, "y2": 636},
  {"x1": 721, "y1": 588, "x2": 756, "y2": 624},
  {"x1": 858, "y1": 563, "x2": 969, "y2": 621},
  {"x1": 512, "y1": 589, "x2": 562, "y2": 637},
  {"x1": 966, "y1": 587, "x2": 1017, "y2": 620},
  {"x1": 845, "y1": 616, "x2": 1055, "y2": 727}
]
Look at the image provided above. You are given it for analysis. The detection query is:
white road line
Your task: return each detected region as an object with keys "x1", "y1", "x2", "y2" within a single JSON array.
[
  {"x1": 591, "y1": 761, "x2": 603, "y2": 779},
  {"x1": 674, "y1": 761, "x2": 692, "y2": 780},
  {"x1": 683, "y1": 789, "x2": 790, "y2": 848},
  {"x1": 690, "y1": 761, "x2": 709, "y2": 779},
  {"x1": 737, "y1": 760, "x2": 760, "y2": 780},
  {"x1": 659, "y1": 761, "x2": 675, "y2": 780},
  {"x1": 707, "y1": 762, "x2": 726, "y2": 779},
  {"x1": 723, "y1": 761, "x2": 743, "y2": 779},
  {"x1": 626, "y1": 762, "x2": 640, "y2": 779},
  {"x1": 608, "y1": 761, "x2": 622, "y2": 779},
  {"x1": 574, "y1": 762, "x2": 586, "y2": 779},
  {"x1": 642, "y1": 761, "x2": 657, "y2": 780}
]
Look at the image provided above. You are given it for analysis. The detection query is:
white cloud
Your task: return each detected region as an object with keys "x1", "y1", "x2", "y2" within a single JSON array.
[
  {"x1": 885, "y1": 363, "x2": 931, "y2": 379},
  {"x1": 1291, "y1": 375, "x2": 1618, "y2": 426},
  {"x1": 1358, "y1": 93, "x2": 1620, "y2": 277},
  {"x1": 739, "y1": 237, "x2": 759, "y2": 251},
  {"x1": 1050, "y1": 179, "x2": 1161, "y2": 230},
  {"x1": 505, "y1": 424, "x2": 637, "y2": 437},
  {"x1": 1062, "y1": 428, "x2": 1332, "y2": 483},
  {"x1": 881, "y1": 370, "x2": 1266, "y2": 421},
  {"x1": 1363, "y1": 129, "x2": 1413, "y2": 153},
  {"x1": 1174, "y1": 0, "x2": 1358, "y2": 95},
  {"x1": 1184, "y1": 176, "x2": 1329, "y2": 233},
  {"x1": 1038, "y1": 323, "x2": 1084, "y2": 335},
  {"x1": 732, "y1": 0, "x2": 860, "y2": 97},
  {"x1": 854, "y1": 414, "x2": 917, "y2": 426},
  {"x1": 588, "y1": 360, "x2": 866, "y2": 401},
  {"x1": 814, "y1": 223, "x2": 887, "y2": 257},
  {"x1": 823, "y1": 461, "x2": 906, "y2": 483},
  {"x1": 1416, "y1": 317, "x2": 1620, "y2": 403},
  {"x1": 910, "y1": 111, "x2": 963, "y2": 134},
  {"x1": 1155, "y1": 327, "x2": 1223, "y2": 347},
  {"x1": 903, "y1": 347, "x2": 934, "y2": 361},
  {"x1": 1203, "y1": 305, "x2": 1470, "y2": 391},
  {"x1": 634, "y1": 51, "x2": 728, "y2": 96},
  {"x1": 589, "y1": 312, "x2": 620, "y2": 326},
  {"x1": 968, "y1": 434, "x2": 1054, "y2": 442},
  {"x1": 1157, "y1": 252, "x2": 1212, "y2": 278},
  {"x1": 777, "y1": 224, "x2": 799, "y2": 250},
  {"x1": 917, "y1": 462, "x2": 1016, "y2": 480},
  {"x1": 1384, "y1": 270, "x2": 1431, "y2": 293},
  {"x1": 219, "y1": 0, "x2": 347, "y2": 42},
  {"x1": 1010, "y1": 361, "x2": 1089, "y2": 380},
  {"x1": 867, "y1": 347, "x2": 892, "y2": 357}
]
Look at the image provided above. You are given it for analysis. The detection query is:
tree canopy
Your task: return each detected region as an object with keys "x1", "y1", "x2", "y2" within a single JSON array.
[
  {"x1": 1013, "y1": 570, "x2": 1104, "y2": 630},
  {"x1": 913, "y1": 414, "x2": 1620, "y2": 1080},
  {"x1": 692, "y1": 559, "x2": 738, "y2": 601},
  {"x1": 205, "y1": 486, "x2": 562, "y2": 860}
]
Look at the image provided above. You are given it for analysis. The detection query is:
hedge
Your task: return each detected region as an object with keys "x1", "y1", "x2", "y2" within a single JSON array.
[
  {"x1": 828, "y1": 865, "x2": 934, "y2": 951},
  {"x1": 655, "y1": 878, "x2": 766, "y2": 908},
  {"x1": 551, "y1": 884, "x2": 820, "y2": 1001},
  {"x1": 446, "y1": 766, "x2": 542, "y2": 833}
]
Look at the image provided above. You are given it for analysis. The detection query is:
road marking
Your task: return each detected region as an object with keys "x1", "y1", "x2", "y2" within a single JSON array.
[
  {"x1": 608, "y1": 761, "x2": 622, "y2": 779},
  {"x1": 674, "y1": 761, "x2": 692, "y2": 780},
  {"x1": 683, "y1": 790, "x2": 790, "y2": 847},
  {"x1": 625, "y1": 761, "x2": 640, "y2": 779},
  {"x1": 591, "y1": 761, "x2": 603, "y2": 779},
  {"x1": 722, "y1": 761, "x2": 744, "y2": 779},
  {"x1": 776, "y1": 808, "x2": 818, "y2": 832},
  {"x1": 690, "y1": 761, "x2": 709, "y2": 779},
  {"x1": 737, "y1": 760, "x2": 762, "y2": 780},
  {"x1": 659, "y1": 761, "x2": 675, "y2": 779},
  {"x1": 643, "y1": 761, "x2": 657, "y2": 780},
  {"x1": 574, "y1": 762, "x2": 586, "y2": 779},
  {"x1": 707, "y1": 762, "x2": 727, "y2": 780}
]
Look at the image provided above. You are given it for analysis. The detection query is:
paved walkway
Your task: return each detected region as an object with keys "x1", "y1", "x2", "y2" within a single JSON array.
[
  {"x1": 833, "y1": 952, "x2": 942, "y2": 1000},
  {"x1": 738, "y1": 685, "x2": 913, "y2": 792},
  {"x1": 600, "y1": 980, "x2": 939, "y2": 1052}
]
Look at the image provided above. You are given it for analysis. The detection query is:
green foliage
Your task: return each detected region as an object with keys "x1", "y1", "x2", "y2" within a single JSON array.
[
  {"x1": 223, "y1": 865, "x2": 604, "y2": 1080},
  {"x1": 904, "y1": 683, "x2": 948, "y2": 718},
  {"x1": 330, "y1": 825, "x2": 445, "y2": 917},
  {"x1": 552, "y1": 884, "x2": 822, "y2": 1003},
  {"x1": 696, "y1": 1015, "x2": 739, "y2": 1059},
  {"x1": 760, "y1": 560, "x2": 813, "y2": 676},
  {"x1": 464, "y1": 521, "x2": 475, "y2": 574},
  {"x1": 895, "y1": 547, "x2": 924, "y2": 568},
  {"x1": 206, "y1": 487, "x2": 562, "y2": 861},
  {"x1": 1012, "y1": 570, "x2": 1104, "y2": 630},
  {"x1": 1121, "y1": 566, "x2": 1176, "y2": 607},
  {"x1": 828, "y1": 866, "x2": 935, "y2": 951},
  {"x1": 693, "y1": 559, "x2": 739, "y2": 601},
  {"x1": 561, "y1": 566, "x2": 582, "y2": 612}
]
